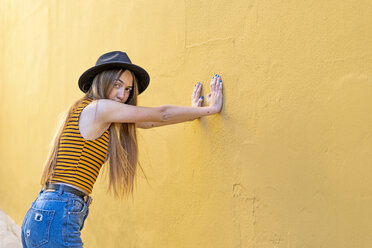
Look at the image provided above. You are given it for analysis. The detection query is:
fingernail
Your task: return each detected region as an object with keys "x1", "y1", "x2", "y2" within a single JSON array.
[
  {"x1": 220, "y1": 79, "x2": 222, "y2": 82},
  {"x1": 194, "y1": 84, "x2": 196, "y2": 87},
  {"x1": 215, "y1": 74, "x2": 217, "y2": 77},
  {"x1": 201, "y1": 96, "x2": 204, "y2": 99}
]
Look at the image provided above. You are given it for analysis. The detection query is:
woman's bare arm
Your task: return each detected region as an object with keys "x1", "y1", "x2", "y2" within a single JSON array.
[
  {"x1": 91, "y1": 74, "x2": 223, "y2": 127},
  {"x1": 95, "y1": 100, "x2": 218, "y2": 124},
  {"x1": 136, "y1": 119, "x2": 194, "y2": 129},
  {"x1": 136, "y1": 75, "x2": 223, "y2": 129}
]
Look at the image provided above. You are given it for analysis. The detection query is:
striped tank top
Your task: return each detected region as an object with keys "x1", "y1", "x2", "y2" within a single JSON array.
[{"x1": 50, "y1": 99, "x2": 110, "y2": 194}]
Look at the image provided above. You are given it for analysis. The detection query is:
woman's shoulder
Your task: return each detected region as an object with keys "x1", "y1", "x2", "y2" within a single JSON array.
[
  {"x1": 73, "y1": 98, "x2": 94, "y2": 111},
  {"x1": 83, "y1": 99, "x2": 124, "y2": 114},
  {"x1": 78, "y1": 99, "x2": 111, "y2": 140}
]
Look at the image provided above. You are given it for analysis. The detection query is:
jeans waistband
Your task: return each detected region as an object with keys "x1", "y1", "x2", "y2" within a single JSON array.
[{"x1": 44, "y1": 183, "x2": 93, "y2": 206}]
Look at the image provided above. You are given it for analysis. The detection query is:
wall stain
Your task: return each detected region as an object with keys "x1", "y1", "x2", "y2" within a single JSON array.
[{"x1": 232, "y1": 183, "x2": 257, "y2": 248}]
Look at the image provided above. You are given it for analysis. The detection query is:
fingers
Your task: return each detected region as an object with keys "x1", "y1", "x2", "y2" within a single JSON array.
[
  {"x1": 193, "y1": 82, "x2": 202, "y2": 97},
  {"x1": 196, "y1": 83, "x2": 203, "y2": 106},
  {"x1": 218, "y1": 78, "x2": 223, "y2": 93},
  {"x1": 217, "y1": 76, "x2": 223, "y2": 95},
  {"x1": 210, "y1": 74, "x2": 222, "y2": 93},
  {"x1": 210, "y1": 75, "x2": 217, "y2": 92},
  {"x1": 192, "y1": 82, "x2": 204, "y2": 107},
  {"x1": 198, "y1": 96, "x2": 204, "y2": 106}
]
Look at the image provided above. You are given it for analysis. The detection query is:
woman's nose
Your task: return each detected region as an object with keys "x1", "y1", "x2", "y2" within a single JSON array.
[{"x1": 117, "y1": 87, "x2": 124, "y2": 99}]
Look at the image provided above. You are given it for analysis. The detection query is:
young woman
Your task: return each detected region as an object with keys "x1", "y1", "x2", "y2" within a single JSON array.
[{"x1": 21, "y1": 51, "x2": 223, "y2": 247}]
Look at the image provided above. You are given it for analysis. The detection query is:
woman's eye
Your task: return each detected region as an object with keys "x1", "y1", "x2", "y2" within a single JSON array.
[
  {"x1": 126, "y1": 88, "x2": 132, "y2": 92},
  {"x1": 114, "y1": 83, "x2": 120, "y2": 88}
]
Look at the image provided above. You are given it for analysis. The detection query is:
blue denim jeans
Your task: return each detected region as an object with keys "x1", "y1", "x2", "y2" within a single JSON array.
[{"x1": 21, "y1": 185, "x2": 90, "y2": 247}]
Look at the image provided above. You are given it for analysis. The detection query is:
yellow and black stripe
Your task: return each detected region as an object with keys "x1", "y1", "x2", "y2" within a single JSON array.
[{"x1": 50, "y1": 99, "x2": 109, "y2": 194}]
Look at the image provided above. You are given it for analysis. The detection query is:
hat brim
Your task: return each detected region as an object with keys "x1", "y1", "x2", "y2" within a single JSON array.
[{"x1": 78, "y1": 62, "x2": 150, "y2": 94}]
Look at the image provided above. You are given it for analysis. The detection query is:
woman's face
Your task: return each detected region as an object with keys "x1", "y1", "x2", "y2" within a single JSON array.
[{"x1": 108, "y1": 70, "x2": 133, "y2": 103}]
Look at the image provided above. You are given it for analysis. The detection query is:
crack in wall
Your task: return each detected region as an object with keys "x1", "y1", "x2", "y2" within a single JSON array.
[
  {"x1": 232, "y1": 183, "x2": 257, "y2": 248},
  {"x1": 186, "y1": 37, "x2": 234, "y2": 49}
]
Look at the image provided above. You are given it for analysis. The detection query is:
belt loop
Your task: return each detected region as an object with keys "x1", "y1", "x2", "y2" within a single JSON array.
[
  {"x1": 57, "y1": 184, "x2": 64, "y2": 195},
  {"x1": 86, "y1": 196, "x2": 93, "y2": 206},
  {"x1": 42, "y1": 183, "x2": 48, "y2": 192}
]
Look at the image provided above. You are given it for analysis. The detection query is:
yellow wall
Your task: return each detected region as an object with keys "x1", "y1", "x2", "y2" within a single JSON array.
[{"x1": 1, "y1": 0, "x2": 372, "y2": 247}]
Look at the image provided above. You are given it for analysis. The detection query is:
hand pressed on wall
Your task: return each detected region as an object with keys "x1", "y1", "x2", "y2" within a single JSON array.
[
  {"x1": 191, "y1": 74, "x2": 223, "y2": 113},
  {"x1": 206, "y1": 74, "x2": 223, "y2": 113}
]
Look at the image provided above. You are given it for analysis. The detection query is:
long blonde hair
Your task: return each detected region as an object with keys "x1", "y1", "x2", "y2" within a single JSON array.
[{"x1": 40, "y1": 69, "x2": 148, "y2": 199}]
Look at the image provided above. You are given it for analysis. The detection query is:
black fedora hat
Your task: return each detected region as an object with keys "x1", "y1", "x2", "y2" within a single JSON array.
[{"x1": 78, "y1": 51, "x2": 150, "y2": 94}]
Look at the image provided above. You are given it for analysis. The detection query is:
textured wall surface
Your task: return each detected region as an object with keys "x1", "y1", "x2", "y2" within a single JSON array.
[{"x1": 1, "y1": 0, "x2": 372, "y2": 247}]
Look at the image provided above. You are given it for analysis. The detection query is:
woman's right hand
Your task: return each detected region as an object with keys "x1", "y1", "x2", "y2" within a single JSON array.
[{"x1": 206, "y1": 74, "x2": 223, "y2": 113}]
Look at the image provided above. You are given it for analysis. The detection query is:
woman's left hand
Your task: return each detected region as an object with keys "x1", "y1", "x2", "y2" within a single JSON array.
[{"x1": 191, "y1": 82, "x2": 204, "y2": 107}]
